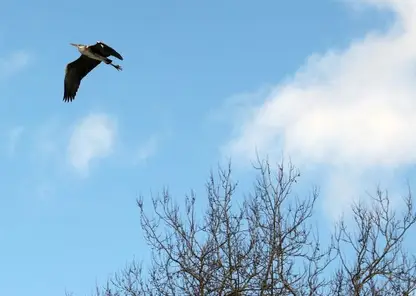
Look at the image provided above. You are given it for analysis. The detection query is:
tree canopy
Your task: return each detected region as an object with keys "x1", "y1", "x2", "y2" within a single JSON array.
[{"x1": 68, "y1": 159, "x2": 416, "y2": 296}]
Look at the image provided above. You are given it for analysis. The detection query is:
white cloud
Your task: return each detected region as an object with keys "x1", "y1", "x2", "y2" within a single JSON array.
[
  {"x1": 33, "y1": 117, "x2": 66, "y2": 161},
  {"x1": 67, "y1": 113, "x2": 117, "y2": 176},
  {"x1": 7, "y1": 126, "x2": 24, "y2": 156},
  {"x1": 135, "y1": 135, "x2": 159, "y2": 164},
  {"x1": 223, "y1": 0, "x2": 416, "y2": 217},
  {"x1": 0, "y1": 50, "x2": 30, "y2": 79}
]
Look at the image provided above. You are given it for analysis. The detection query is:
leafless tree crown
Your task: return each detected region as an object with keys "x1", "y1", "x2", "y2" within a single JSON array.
[{"x1": 69, "y1": 159, "x2": 416, "y2": 296}]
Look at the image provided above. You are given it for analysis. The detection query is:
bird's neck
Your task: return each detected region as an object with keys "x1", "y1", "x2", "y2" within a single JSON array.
[{"x1": 78, "y1": 46, "x2": 87, "y2": 53}]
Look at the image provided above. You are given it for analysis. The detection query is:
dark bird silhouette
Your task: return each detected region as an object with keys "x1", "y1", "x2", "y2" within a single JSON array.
[{"x1": 63, "y1": 41, "x2": 123, "y2": 102}]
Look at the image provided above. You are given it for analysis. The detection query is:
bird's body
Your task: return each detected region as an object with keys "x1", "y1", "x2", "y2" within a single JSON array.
[{"x1": 63, "y1": 41, "x2": 123, "y2": 102}]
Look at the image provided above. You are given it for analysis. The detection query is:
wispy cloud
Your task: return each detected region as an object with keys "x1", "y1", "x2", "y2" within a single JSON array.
[
  {"x1": 7, "y1": 126, "x2": 24, "y2": 157},
  {"x1": 222, "y1": 0, "x2": 416, "y2": 218},
  {"x1": 67, "y1": 113, "x2": 117, "y2": 177},
  {"x1": 33, "y1": 117, "x2": 66, "y2": 162},
  {"x1": 135, "y1": 135, "x2": 159, "y2": 165},
  {"x1": 0, "y1": 50, "x2": 31, "y2": 80}
]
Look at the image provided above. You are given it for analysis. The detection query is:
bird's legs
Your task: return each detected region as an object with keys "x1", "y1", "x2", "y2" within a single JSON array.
[
  {"x1": 111, "y1": 63, "x2": 123, "y2": 71},
  {"x1": 104, "y1": 58, "x2": 122, "y2": 71}
]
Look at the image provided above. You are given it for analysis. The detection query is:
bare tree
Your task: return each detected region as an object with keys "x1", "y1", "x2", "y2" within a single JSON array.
[
  {"x1": 131, "y1": 159, "x2": 335, "y2": 295},
  {"x1": 330, "y1": 187, "x2": 416, "y2": 295},
  {"x1": 68, "y1": 158, "x2": 416, "y2": 296}
]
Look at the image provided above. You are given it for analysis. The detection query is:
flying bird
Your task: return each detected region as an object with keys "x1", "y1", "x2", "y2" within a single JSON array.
[{"x1": 63, "y1": 41, "x2": 124, "y2": 102}]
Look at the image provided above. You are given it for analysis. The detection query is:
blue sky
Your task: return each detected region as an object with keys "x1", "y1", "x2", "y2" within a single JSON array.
[{"x1": 1, "y1": 0, "x2": 414, "y2": 295}]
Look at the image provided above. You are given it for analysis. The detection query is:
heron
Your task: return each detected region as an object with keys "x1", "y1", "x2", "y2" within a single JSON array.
[{"x1": 63, "y1": 41, "x2": 124, "y2": 102}]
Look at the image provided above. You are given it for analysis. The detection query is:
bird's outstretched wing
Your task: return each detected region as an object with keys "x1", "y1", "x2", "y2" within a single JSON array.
[
  {"x1": 90, "y1": 41, "x2": 123, "y2": 60},
  {"x1": 63, "y1": 55, "x2": 101, "y2": 102}
]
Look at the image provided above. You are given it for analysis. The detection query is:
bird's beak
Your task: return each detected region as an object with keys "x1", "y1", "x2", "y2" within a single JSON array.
[{"x1": 70, "y1": 43, "x2": 78, "y2": 47}]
